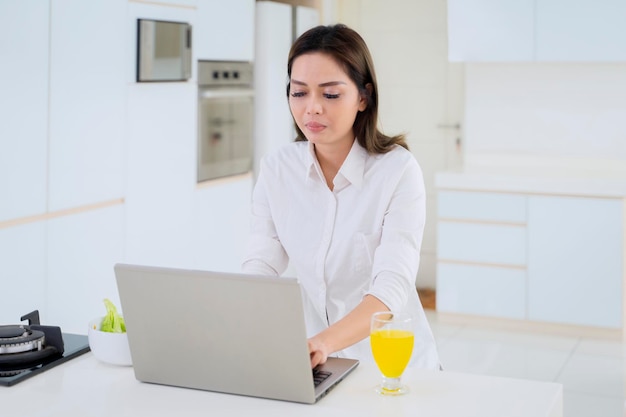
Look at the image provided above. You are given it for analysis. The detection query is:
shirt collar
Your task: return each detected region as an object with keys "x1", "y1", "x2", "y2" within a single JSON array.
[
  {"x1": 337, "y1": 139, "x2": 367, "y2": 190},
  {"x1": 305, "y1": 142, "x2": 322, "y2": 184},
  {"x1": 304, "y1": 139, "x2": 368, "y2": 190}
]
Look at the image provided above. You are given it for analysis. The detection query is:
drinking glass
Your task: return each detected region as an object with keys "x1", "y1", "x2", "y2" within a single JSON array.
[{"x1": 370, "y1": 311, "x2": 414, "y2": 395}]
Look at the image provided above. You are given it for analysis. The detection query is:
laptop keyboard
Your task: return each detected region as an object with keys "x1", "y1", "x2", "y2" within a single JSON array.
[{"x1": 312, "y1": 369, "x2": 332, "y2": 387}]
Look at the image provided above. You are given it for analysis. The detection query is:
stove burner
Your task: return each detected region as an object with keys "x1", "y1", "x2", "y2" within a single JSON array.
[
  {"x1": 0, "y1": 311, "x2": 65, "y2": 376},
  {"x1": 0, "y1": 326, "x2": 45, "y2": 354}
]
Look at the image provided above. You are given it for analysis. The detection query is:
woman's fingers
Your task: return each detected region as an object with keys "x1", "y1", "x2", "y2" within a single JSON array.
[{"x1": 308, "y1": 339, "x2": 328, "y2": 368}]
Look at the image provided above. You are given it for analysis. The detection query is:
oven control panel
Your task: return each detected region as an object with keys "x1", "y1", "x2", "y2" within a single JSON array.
[{"x1": 198, "y1": 61, "x2": 253, "y2": 87}]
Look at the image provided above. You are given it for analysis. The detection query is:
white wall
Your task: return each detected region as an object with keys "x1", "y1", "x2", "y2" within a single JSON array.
[{"x1": 464, "y1": 63, "x2": 626, "y2": 165}]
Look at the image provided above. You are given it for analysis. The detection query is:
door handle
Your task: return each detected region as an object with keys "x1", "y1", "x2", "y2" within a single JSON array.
[{"x1": 436, "y1": 123, "x2": 461, "y2": 129}]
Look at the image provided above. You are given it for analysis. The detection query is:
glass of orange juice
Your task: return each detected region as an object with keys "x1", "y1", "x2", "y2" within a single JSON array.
[{"x1": 370, "y1": 311, "x2": 414, "y2": 395}]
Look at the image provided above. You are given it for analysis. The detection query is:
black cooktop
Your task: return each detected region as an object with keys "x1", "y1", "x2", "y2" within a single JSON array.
[
  {"x1": 0, "y1": 332, "x2": 90, "y2": 387},
  {"x1": 0, "y1": 311, "x2": 91, "y2": 387}
]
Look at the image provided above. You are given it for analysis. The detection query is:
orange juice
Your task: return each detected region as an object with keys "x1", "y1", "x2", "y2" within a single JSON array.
[{"x1": 370, "y1": 329, "x2": 414, "y2": 378}]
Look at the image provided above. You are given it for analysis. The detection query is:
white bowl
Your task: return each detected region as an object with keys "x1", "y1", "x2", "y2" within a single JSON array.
[{"x1": 88, "y1": 317, "x2": 132, "y2": 366}]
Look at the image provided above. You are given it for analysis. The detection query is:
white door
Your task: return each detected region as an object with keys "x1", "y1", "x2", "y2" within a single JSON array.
[{"x1": 335, "y1": 0, "x2": 464, "y2": 289}]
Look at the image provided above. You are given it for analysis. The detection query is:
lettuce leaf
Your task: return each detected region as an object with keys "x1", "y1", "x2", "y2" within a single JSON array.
[{"x1": 100, "y1": 298, "x2": 126, "y2": 333}]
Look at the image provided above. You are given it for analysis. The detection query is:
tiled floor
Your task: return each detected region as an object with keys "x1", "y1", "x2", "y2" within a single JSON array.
[{"x1": 425, "y1": 310, "x2": 625, "y2": 417}]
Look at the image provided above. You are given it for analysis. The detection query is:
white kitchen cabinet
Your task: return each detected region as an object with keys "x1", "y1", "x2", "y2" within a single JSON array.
[
  {"x1": 254, "y1": 1, "x2": 294, "y2": 176},
  {"x1": 438, "y1": 222, "x2": 526, "y2": 266},
  {"x1": 447, "y1": 0, "x2": 535, "y2": 62},
  {"x1": 527, "y1": 195, "x2": 623, "y2": 328},
  {"x1": 0, "y1": 222, "x2": 46, "y2": 323},
  {"x1": 46, "y1": 204, "x2": 124, "y2": 334},
  {"x1": 125, "y1": 83, "x2": 197, "y2": 269},
  {"x1": 536, "y1": 0, "x2": 626, "y2": 61},
  {"x1": 438, "y1": 190, "x2": 527, "y2": 223},
  {"x1": 448, "y1": 0, "x2": 626, "y2": 62},
  {"x1": 437, "y1": 190, "x2": 528, "y2": 318},
  {"x1": 437, "y1": 263, "x2": 526, "y2": 319},
  {"x1": 436, "y1": 188, "x2": 625, "y2": 330},
  {"x1": 48, "y1": 0, "x2": 127, "y2": 212},
  {"x1": 191, "y1": 177, "x2": 253, "y2": 273},
  {"x1": 437, "y1": 190, "x2": 527, "y2": 265},
  {"x1": 0, "y1": 3, "x2": 49, "y2": 222},
  {"x1": 253, "y1": 2, "x2": 320, "y2": 175},
  {"x1": 196, "y1": 0, "x2": 255, "y2": 61}
]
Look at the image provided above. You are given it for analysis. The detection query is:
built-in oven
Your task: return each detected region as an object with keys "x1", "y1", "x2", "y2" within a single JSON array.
[{"x1": 197, "y1": 61, "x2": 254, "y2": 182}]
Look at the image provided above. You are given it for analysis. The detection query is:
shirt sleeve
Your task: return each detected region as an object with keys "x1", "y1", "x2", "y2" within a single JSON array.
[
  {"x1": 241, "y1": 157, "x2": 289, "y2": 276},
  {"x1": 365, "y1": 157, "x2": 425, "y2": 311}
]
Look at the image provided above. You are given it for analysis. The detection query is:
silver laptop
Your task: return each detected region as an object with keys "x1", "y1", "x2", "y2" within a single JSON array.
[{"x1": 114, "y1": 263, "x2": 359, "y2": 404}]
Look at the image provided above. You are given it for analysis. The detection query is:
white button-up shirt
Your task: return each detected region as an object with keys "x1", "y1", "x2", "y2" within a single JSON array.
[{"x1": 242, "y1": 140, "x2": 440, "y2": 369}]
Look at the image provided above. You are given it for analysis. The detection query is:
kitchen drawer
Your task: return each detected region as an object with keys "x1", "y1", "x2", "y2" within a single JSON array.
[
  {"x1": 436, "y1": 263, "x2": 526, "y2": 319},
  {"x1": 438, "y1": 191, "x2": 527, "y2": 223},
  {"x1": 437, "y1": 222, "x2": 527, "y2": 266}
]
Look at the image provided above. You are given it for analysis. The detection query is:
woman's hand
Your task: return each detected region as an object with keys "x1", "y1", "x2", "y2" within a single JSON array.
[
  {"x1": 307, "y1": 336, "x2": 331, "y2": 368},
  {"x1": 306, "y1": 295, "x2": 389, "y2": 368}
]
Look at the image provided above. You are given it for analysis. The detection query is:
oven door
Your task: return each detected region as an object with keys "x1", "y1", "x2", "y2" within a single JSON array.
[{"x1": 197, "y1": 90, "x2": 254, "y2": 182}]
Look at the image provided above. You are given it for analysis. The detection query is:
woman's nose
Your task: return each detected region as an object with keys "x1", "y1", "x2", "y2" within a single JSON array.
[{"x1": 305, "y1": 95, "x2": 322, "y2": 115}]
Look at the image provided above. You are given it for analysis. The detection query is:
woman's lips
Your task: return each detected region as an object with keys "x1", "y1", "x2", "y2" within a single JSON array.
[{"x1": 305, "y1": 121, "x2": 326, "y2": 133}]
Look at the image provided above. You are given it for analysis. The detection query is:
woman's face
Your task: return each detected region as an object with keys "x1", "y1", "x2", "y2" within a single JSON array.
[{"x1": 288, "y1": 52, "x2": 367, "y2": 150}]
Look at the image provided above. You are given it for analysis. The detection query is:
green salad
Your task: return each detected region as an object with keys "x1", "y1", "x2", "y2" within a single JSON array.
[{"x1": 100, "y1": 298, "x2": 126, "y2": 333}]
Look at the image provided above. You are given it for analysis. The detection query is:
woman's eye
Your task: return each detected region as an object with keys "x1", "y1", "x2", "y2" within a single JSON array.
[
  {"x1": 324, "y1": 93, "x2": 340, "y2": 99},
  {"x1": 290, "y1": 91, "x2": 306, "y2": 98}
]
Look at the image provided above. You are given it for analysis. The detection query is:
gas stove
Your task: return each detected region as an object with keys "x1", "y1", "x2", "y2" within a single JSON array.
[{"x1": 0, "y1": 310, "x2": 90, "y2": 387}]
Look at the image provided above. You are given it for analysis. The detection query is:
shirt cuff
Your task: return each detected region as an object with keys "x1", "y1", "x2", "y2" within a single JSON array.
[
  {"x1": 366, "y1": 242, "x2": 420, "y2": 311},
  {"x1": 241, "y1": 259, "x2": 280, "y2": 276},
  {"x1": 366, "y1": 271, "x2": 412, "y2": 312},
  {"x1": 242, "y1": 235, "x2": 289, "y2": 276}
]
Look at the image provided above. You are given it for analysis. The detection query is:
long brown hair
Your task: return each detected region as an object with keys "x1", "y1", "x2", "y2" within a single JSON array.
[{"x1": 286, "y1": 24, "x2": 408, "y2": 153}]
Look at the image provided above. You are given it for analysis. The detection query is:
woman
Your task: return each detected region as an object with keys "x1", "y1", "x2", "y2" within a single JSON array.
[{"x1": 243, "y1": 24, "x2": 440, "y2": 370}]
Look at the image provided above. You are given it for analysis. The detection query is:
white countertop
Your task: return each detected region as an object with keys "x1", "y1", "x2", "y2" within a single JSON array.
[
  {"x1": 1, "y1": 353, "x2": 563, "y2": 417},
  {"x1": 435, "y1": 154, "x2": 626, "y2": 197}
]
